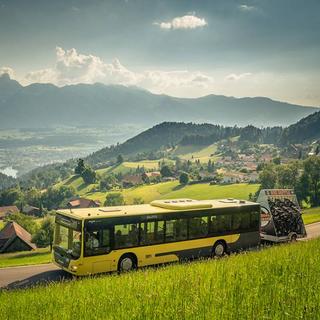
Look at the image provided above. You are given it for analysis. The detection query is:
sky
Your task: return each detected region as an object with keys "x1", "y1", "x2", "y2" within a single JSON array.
[{"x1": 0, "y1": 0, "x2": 319, "y2": 106}]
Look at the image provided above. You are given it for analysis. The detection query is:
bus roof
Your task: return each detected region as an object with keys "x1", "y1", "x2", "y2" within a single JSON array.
[{"x1": 57, "y1": 198, "x2": 259, "y2": 220}]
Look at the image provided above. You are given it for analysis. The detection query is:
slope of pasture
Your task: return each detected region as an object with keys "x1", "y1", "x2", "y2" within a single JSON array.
[
  {"x1": 86, "y1": 183, "x2": 259, "y2": 205},
  {"x1": 1, "y1": 239, "x2": 320, "y2": 319},
  {"x1": 173, "y1": 143, "x2": 219, "y2": 162}
]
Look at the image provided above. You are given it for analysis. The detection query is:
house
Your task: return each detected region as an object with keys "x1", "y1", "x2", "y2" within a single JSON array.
[
  {"x1": 0, "y1": 206, "x2": 19, "y2": 220},
  {"x1": 22, "y1": 205, "x2": 41, "y2": 217},
  {"x1": 222, "y1": 172, "x2": 246, "y2": 184},
  {"x1": 122, "y1": 174, "x2": 144, "y2": 188},
  {"x1": 67, "y1": 198, "x2": 100, "y2": 209},
  {"x1": 142, "y1": 171, "x2": 161, "y2": 182},
  {"x1": 0, "y1": 221, "x2": 36, "y2": 253}
]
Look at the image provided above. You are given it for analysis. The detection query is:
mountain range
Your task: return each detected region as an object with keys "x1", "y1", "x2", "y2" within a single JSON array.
[{"x1": 0, "y1": 73, "x2": 318, "y2": 128}]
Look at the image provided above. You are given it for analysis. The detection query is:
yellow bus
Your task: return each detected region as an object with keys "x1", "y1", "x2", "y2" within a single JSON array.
[{"x1": 53, "y1": 198, "x2": 260, "y2": 276}]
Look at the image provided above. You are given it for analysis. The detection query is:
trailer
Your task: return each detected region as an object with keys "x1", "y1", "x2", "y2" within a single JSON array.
[{"x1": 257, "y1": 189, "x2": 307, "y2": 243}]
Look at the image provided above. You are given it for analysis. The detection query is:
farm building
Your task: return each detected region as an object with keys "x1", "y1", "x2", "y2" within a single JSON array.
[
  {"x1": 142, "y1": 171, "x2": 161, "y2": 182},
  {"x1": 0, "y1": 221, "x2": 36, "y2": 253},
  {"x1": 122, "y1": 174, "x2": 144, "y2": 187},
  {"x1": 22, "y1": 205, "x2": 41, "y2": 216},
  {"x1": 0, "y1": 206, "x2": 19, "y2": 220},
  {"x1": 67, "y1": 198, "x2": 100, "y2": 209}
]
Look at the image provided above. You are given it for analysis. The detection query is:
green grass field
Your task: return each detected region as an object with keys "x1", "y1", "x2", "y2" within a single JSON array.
[
  {"x1": 302, "y1": 207, "x2": 320, "y2": 225},
  {"x1": 174, "y1": 143, "x2": 220, "y2": 162},
  {"x1": 86, "y1": 182, "x2": 260, "y2": 205},
  {"x1": 0, "y1": 248, "x2": 51, "y2": 268},
  {"x1": 1, "y1": 239, "x2": 319, "y2": 319}
]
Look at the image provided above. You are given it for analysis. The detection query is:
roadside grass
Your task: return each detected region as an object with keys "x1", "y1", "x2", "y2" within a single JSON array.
[
  {"x1": 1, "y1": 239, "x2": 320, "y2": 319},
  {"x1": 0, "y1": 248, "x2": 51, "y2": 268},
  {"x1": 302, "y1": 207, "x2": 320, "y2": 225},
  {"x1": 0, "y1": 220, "x2": 4, "y2": 230}
]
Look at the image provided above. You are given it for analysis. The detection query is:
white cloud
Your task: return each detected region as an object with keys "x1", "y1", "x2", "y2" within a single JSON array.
[
  {"x1": 225, "y1": 73, "x2": 252, "y2": 81},
  {"x1": 154, "y1": 15, "x2": 207, "y2": 30},
  {"x1": 239, "y1": 4, "x2": 255, "y2": 11},
  {"x1": 23, "y1": 47, "x2": 213, "y2": 93},
  {"x1": 0, "y1": 66, "x2": 15, "y2": 79}
]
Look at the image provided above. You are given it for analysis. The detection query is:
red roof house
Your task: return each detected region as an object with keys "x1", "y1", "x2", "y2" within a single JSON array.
[
  {"x1": 67, "y1": 198, "x2": 100, "y2": 209},
  {"x1": 0, "y1": 221, "x2": 36, "y2": 253}
]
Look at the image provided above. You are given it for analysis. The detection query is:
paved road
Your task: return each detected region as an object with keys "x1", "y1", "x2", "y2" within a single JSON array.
[{"x1": 1, "y1": 222, "x2": 320, "y2": 290}]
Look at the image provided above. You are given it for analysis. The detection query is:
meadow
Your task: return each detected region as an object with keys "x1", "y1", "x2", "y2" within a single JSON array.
[
  {"x1": 302, "y1": 207, "x2": 320, "y2": 225},
  {"x1": 0, "y1": 248, "x2": 51, "y2": 268},
  {"x1": 85, "y1": 182, "x2": 260, "y2": 204},
  {"x1": 1, "y1": 239, "x2": 320, "y2": 319}
]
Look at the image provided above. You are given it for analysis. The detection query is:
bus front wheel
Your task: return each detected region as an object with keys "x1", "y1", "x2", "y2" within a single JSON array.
[
  {"x1": 212, "y1": 241, "x2": 226, "y2": 258},
  {"x1": 118, "y1": 254, "x2": 137, "y2": 273}
]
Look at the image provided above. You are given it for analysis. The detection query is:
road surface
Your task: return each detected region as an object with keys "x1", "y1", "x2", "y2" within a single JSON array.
[{"x1": 1, "y1": 222, "x2": 320, "y2": 290}]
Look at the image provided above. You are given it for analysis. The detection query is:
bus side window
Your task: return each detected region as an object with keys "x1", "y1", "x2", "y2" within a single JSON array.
[
  {"x1": 114, "y1": 224, "x2": 139, "y2": 248},
  {"x1": 250, "y1": 211, "x2": 260, "y2": 229},
  {"x1": 140, "y1": 221, "x2": 165, "y2": 245},
  {"x1": 189, "y1": 216, "x2": 208, "y2": 239},
  {"x1": 239, "y1": 212, "x2": 251, "y2": 230},
  {"x1": 165, "y1": 219, "x2": 187, "y2": 242}
]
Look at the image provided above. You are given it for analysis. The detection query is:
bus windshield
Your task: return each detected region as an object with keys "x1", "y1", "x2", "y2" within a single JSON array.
[{"x1": 54, "y1": 214, "x2": 82, "y2": 259}]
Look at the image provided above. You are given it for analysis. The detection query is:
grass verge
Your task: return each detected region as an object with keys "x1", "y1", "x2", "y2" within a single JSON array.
[
  {"x1": 1, "y1": 239, "x2": 320, "y2": 319},
  {"x1": 302, "y1": 207, "x2": 320, "y2": 225},
  {"x1": 0, "y1": 248, "x2": 51, "y2": 268}
]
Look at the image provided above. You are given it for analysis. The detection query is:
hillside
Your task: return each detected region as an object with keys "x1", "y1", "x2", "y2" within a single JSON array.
[
  {"x1": 280, "y1": 111, "x2": 320, "y2": 144},
  {"x1": 0, "y1": 74, "x2": 318, "y2": 129},
  {"x1": 1, "y1": 239, "x2": 319, "y2": 319}
]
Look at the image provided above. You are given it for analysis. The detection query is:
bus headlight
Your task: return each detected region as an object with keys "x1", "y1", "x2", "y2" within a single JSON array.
[{"x1": 70, "y1": 265, "x2": 78, "y2": 271}]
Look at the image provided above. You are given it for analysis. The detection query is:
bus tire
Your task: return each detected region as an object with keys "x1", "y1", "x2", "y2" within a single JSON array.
[
  {"x1": 118, "y1": 254, "x2": 137, "y2": 273},
  {"x1": 212, "y1": 241, "x2": 226, "y2": 258}
]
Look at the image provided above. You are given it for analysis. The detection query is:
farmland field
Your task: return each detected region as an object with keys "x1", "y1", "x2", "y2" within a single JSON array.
[
  {"x1": 1, "y1": 239, "x2": 320, "y2": 319},
  {"x1": 0, "y1": 248, "x2": 51, "y2": 268}
]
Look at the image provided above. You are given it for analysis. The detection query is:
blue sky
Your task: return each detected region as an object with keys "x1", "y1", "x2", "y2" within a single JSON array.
[{"x1": 0, "y1": 0, "x2": 319, "y2": 106}]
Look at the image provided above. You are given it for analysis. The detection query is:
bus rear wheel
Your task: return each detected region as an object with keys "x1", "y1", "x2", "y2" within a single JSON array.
[
  {"x1": 118, "y1": 254, "x2": 137, "y2": 273},
  {"x1": 212, "y1": 241, "x2": 226, "y2": 258}
]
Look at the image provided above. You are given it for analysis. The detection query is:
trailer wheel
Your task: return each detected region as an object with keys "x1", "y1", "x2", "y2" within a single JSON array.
[{"x1": 290, "y1": 233, "x2": 297, "y2": 242}]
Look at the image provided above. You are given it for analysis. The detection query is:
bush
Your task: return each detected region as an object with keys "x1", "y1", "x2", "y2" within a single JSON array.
[
  {"x1": 32, "y1": 215, "x2": 54, "y2": 249},
  {"x1": 4, "y1": 212, "x2": 38, "y2": 235},
  {"x1": 104, "y1": 193, "x2": 125, "y2": 206},
  {"x1": 179, "y1": 172, "x2": 189, "y2": 185}
]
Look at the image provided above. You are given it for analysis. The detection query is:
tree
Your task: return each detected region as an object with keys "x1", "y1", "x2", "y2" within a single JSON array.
[
  {"x1": 32, "y1": 215, "x2": 54, "y2": 250},
  {"x1": 75, "y1": 159, "x2": 85, "y2": 175},
  {"x1": 104, "y1": 193, "x2": 125, "y2": 206},
  {"x1": 41, "y1": 186, "x2": 76, "y2": 210},
  {"x1": 100, "y1": 174, "x2": 117, "y2": 191},
  {"x1": 259, "y1": 165, "x2": 277, "y2": 189},
  {"x1": 179, "y1": 172, "x2": 189, "y2": 185},
  {"x1": 276, "y1": 163, "x2": 299, "y2": 189},
  {"x1": 160, "y1": 165, "x2": 172, "y2": 177},
  {"x1": 81, "y1": 166, "x2": 96, "y2": 184},
  {"x1": 117, "y1": 154, "x2": 124, "y2": 164},
  {"x1": 272, "y1": 157, "x2": 281, "y2": 165},
  {"x1": 0, "y1": 187, "x2": 23, "y2": 206},
  {"x1": 303, "y1": 156, "x2": 320, "y2": 206}
]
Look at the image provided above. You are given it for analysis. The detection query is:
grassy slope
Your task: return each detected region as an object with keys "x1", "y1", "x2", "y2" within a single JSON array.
[
  {"x1": 86, "y1": 183, "x2": 260, "y2": 204},
  {"x1": 174, "y1": 143, "x2": 219, "y2": 162},
  {"x1": 0, "y1": 248, "x2": 51, "y2": 268},
  {"x1": 1, "y1": 239, "x2": 320, "y2": 319}
]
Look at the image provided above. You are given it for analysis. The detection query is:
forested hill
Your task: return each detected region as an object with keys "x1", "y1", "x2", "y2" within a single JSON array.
[
  {"x1": 280, "y1": 111, "x2": 320, "y2": 144},
  {"x1": 0, "y1": 73, "x2": 318, "y2": 128},
  {"x1": 86, "y1": 122, "x2": 281, "y2": 166}
]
